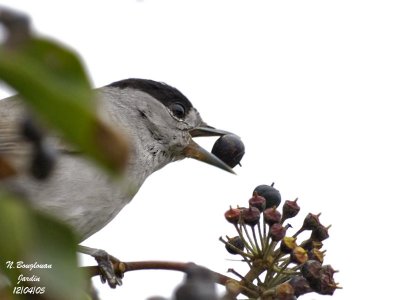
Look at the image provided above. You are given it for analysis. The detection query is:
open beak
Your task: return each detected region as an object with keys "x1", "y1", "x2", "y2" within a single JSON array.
[
  {"x1": 182, "y1": 124, "x2": 235, "y2": 174},
  {"x1": 189, "y1": 125, "x2": 233, "y2": 138}
]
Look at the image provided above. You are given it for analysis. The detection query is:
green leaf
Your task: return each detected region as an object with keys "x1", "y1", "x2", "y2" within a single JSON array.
[
  {"x1": 0, "y1": 37, "x2": 128, "y2": 174},
  {"x1": 0, "y1": 192, "x2": 87, "y2": 300}
]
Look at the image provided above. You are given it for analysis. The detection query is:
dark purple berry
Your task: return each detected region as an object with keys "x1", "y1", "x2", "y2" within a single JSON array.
[
  {"x1": 253, "y1": 183, "x2": 281, "y2": 209},
  {"x1": 241, "y1": 206, "x2": 260, "y2": 227},
  {"x1": 282, "y1": 199, "x2": 300, "y2": 220},
  {"x1": 313, "y1": 273, "x2": 337, "y2": 295},
  {"x1": 311, "y1": 225, "x2": 330, "y2": 242},
  {"x1": 270, "y1": 223, "x2": 286, "y2": 242},
  {"x1": 288, "y1": 276, "x2": 313, "y2": 297},
  {"x1": 224, "y1": 207, "x2": 241, "y2": 224},
  {"x1": 211, "y1": 134, "x2": 245, "y2": 168},
  {"x1": 249, "y1": 192, "x2": 266, "y2": 211},
  {"x1": 320, "y1": 265, "x2": 336, "y2": 278},
  {"x1": 263, "y1": 206, "x2": 281, "y2": 226},
  {"x1": 225, "y1": 236, "x2": 245, "y2": 255},
  {"x1": 301, "y1": 260, "x2": 322, "y2": 283},
  {"x1": 301, "y1": 213, "x2": 321, "y2": 231}
]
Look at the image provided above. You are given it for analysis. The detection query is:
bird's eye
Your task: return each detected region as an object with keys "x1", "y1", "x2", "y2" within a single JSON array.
[{"x1": 170, "y1": 103, "x2": 186, "y2": 119}]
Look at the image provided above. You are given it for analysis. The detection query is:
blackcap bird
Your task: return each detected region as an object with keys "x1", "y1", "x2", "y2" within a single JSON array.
[{"x1": 0, "y1": 78, "x2": 235, "y2": 287}]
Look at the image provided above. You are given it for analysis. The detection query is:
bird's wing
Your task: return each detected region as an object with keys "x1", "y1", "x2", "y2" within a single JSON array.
[{"x1": 0, "y1": 95, "x2": 79, "y2": 175}]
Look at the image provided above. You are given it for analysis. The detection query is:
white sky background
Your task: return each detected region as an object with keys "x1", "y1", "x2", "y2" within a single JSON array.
[{"x1": 1, "y1": 1, "x2": 400, "y2": 299}]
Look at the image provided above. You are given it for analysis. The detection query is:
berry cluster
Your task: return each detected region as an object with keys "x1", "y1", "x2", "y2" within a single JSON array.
[{"x1": 220, "y1": 184, "x2": 340, "y2": 299}]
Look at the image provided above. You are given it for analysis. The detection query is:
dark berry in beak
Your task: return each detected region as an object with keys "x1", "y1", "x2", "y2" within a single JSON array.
[{"x1": 211, "y1": 134, "x2": 245, "y2": 168}]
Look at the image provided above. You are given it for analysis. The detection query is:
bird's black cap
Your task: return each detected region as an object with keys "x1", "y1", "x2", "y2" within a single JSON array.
[
  {"x1": 108, "y1": 78, "x2": 236, "y2": 174},
  {"x1": 108, "y1": 78, "x2": 193, "y2": 119}
]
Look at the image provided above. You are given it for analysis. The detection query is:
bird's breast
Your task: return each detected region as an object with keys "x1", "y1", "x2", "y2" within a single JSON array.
[{"x1": 2, "y1": 154, "x2": 138, "y2": 242}]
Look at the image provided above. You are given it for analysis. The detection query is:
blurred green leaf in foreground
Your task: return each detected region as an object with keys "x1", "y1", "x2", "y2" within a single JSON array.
[
  {"x1": 0, "y1": 7, "x2": 128, "y2": 299},
  {"x1": 0, "y1": 7, "x2": 129, "y2": 175},
  {"x1": 0, "y1": 192, "x2": 87, "y2": 300}
]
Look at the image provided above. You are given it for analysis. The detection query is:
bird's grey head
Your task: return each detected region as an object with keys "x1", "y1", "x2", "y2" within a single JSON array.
[{"x1": 104, "y1": 79, "x2": 234, "y2": 175}]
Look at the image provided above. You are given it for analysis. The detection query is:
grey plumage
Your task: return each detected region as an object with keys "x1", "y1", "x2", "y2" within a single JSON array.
[{"x1": 0, "y1": 79, "x2": 233, "y2": 241}]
